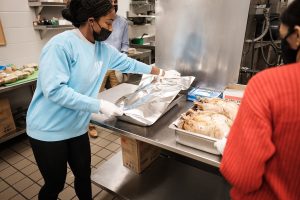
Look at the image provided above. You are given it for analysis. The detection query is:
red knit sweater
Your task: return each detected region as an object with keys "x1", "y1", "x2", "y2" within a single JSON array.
[{"x1": 220, "y1": 63, "x2": 300, "y2": 200}]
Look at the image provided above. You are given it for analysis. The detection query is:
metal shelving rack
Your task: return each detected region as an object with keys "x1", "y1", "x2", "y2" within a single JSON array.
[
  {"x1": 0, "y1": 128, "x2": 27, "y2": 144},
  {"x1": 127, "y1": 0, "x2": 155, "y2": 23},
  {"x1": 0, "y1": 80, "x2": 37, "y2": 144},
  {"x1": 0, "y1": 80, "x2": 36, "y2": 95},
  {"x1": 28, "y1": 1, "x2": 67, "y2": 15},
  {"x1": 33, "y1": 25, "x2": 73, "y2": 38},
  {"x1": 28, "y1": 1, "x2": 73, "y2": 39}
]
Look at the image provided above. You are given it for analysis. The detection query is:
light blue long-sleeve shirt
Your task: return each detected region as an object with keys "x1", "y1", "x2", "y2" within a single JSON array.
[
  {"x1": 26, "y1": 30, "x2": 151, "y2": 142},
  {"x1": 105, "y1": 15, "x2": 129, "y2": 52}
]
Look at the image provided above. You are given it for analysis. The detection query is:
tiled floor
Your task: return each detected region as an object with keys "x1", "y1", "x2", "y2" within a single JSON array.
[{"x1": 0, "y1": 125, "x2": 122, "y2": 200}]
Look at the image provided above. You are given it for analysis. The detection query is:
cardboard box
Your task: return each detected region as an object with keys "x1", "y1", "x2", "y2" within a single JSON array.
[
  {"x1": 223, "y1": 84, "x2": 246, "y2": 103},
  {"x1": 121, "y1": 136, "x2": 161, "y2": 174},
  {"x1": 0, "y1": 99, "x2": 16, "y2": 138}
]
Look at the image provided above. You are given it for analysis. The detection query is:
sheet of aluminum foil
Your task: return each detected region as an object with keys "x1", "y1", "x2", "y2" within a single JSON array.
[{"x1": 116, "y1": 75, "x2": 195, "y2": 126}]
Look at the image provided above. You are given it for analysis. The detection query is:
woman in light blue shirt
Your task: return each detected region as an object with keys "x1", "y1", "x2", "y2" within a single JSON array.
[{"x1": 26, "y1": 0, "x2": 179, "y2": 199}]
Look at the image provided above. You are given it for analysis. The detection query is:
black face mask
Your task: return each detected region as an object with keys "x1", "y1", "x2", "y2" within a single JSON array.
[
  {"x1": 281, "y1": 29, "x2": 300, "y2": 64},
  {"x1": 114, "y1": 5, "x2": 118, "y2": 13},
  {"x1": 92, "y1": 22, "x2": 112, "y2": 42},
  {"x1": 281, "y1": 39, "x2": 298, "y2": 64}
]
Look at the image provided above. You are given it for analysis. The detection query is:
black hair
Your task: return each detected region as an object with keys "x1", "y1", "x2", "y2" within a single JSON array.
[
  {"x1": 280, "y1": 0, "x2": 300, "y2": 31},
  {"x1": 62, "y1": 0, "x2": 113, "y2": 28}
]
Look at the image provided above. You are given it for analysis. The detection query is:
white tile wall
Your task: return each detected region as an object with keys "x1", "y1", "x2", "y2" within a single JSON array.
[
  {"x1": 0, "y1": 0, "x2": 154, "y2": 66},
  {"x1": 118, "y1": 0, "x2": 130, "y2": 18},
  {"x1": 0, "y1": 0, "x2": 67, "y2": 66}
]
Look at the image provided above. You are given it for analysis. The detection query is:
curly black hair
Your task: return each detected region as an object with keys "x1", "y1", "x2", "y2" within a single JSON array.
[
  {"x1": 62, "y1": 0, "x2": 113, "y2": 28},
  {"x1": 281, "y1": 0, "x2": 300, "y2": 31}
]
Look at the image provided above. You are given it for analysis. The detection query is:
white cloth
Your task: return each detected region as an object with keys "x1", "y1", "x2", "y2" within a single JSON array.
[{"x1": 214, "y1": 138, "x2": 227, "y2": 155}]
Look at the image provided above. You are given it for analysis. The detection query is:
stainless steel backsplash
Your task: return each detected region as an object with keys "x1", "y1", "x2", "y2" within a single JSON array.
[{"x1": 155, "y1": 0, "x2": 251, "y2": 90}]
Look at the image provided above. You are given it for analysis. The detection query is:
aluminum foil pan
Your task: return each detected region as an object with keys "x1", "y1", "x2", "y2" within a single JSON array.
[{"x1": 116, "y1": 75, "x2": 195, "y2": 126}]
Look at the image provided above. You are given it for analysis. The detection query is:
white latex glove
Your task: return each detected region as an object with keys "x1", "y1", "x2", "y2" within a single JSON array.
[
  {"x1": 214, "y1": 138, "x2": 227, "y2": 155},
  {"x1": 99, "y1": 99, "x2": 123, "y2": 117},
  {"x1": 159, "y1": 69, "x2": 181, "y2": 78}
]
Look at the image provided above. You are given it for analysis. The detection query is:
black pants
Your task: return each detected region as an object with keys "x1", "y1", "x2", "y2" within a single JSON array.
[{"x1": 29, "y1": 133, "x2": 92, "y2": 200}]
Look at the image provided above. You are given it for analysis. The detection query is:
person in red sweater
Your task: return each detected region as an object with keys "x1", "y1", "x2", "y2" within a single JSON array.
[{"x1": 220, "y1": 1, "x2": 300, "y2": 200}]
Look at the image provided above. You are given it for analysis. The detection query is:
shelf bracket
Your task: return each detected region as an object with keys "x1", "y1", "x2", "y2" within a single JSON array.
[
  {"x1": 36, "y1": 6, "x2": 44, "y2": 15},
  {"x1": 39, "y1": 29, "x2": 48, "y2": 39}
]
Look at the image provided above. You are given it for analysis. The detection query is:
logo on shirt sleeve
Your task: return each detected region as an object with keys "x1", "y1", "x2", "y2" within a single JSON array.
[{"x1": 95, "y1": 61, "x2": 104, "y2": 76}]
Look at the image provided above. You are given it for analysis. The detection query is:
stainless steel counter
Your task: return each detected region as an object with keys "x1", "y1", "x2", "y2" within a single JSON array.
[
  {"x1": 92, "y1": 152, "x2": 229, "y2": 200},
  {"x1": 91, "y1": 84, "x2": 221, "y2": 167},
  {"x1": 130, "y1": 43, "x2": 155, "y2": 51},
  {"x1": 91, "y1": 83, "x2": 227, "y2": 200}
]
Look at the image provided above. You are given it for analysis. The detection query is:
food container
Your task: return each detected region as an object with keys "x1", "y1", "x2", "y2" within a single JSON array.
[
  {"x1": 131, "y1": 37, "x2": 144, "y2": 45},
  {"x1": 131, "y1": 33, "x2": 148, "y2": 45},
  {"x1": 169, "y1": 119, "x2": 220, "y2": 155},
  {"x1": 116, "y1": 75, "x2": 195, "y2": 126},
  {"x1": 169, "y1": 97, "x2": 240, "y2": 155},
  {"x1": 118, "y1": 94, "x2": 185, "y2": 126}
]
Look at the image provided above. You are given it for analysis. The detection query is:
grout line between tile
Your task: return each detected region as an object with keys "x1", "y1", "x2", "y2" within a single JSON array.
[{"x1": 0, "y1": 176, "x2": 29, "y2": 200}]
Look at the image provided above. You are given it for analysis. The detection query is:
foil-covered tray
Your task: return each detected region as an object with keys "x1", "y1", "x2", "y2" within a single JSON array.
[
  {"x1": 116, "y1": 74, "x2": 195, "y2": 126},
  {"x1": 118, "y1": 94, "x2": 185, "y2": 126},
  {"x1": 169, "y1": 119, "x2": 220, "y2": 155}
]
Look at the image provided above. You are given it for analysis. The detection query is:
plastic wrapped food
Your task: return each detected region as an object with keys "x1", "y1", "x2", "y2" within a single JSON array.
[
  {"x1": 0, "y1": 78, "x2": 5, "y2": 86},
  {"x1": 22, "y1": 68, "x2": 35, "y2": 75},
  {"x1": 4, "y1": 75, "x2": 18, "y2": 84}
]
